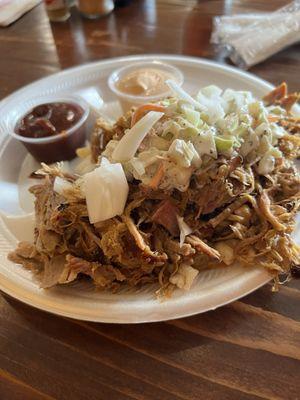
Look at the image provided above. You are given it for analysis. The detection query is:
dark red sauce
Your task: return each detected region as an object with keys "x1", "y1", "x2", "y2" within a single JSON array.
[{"x1": 17, "y1": 102, "x2": 84, "y2": 139}]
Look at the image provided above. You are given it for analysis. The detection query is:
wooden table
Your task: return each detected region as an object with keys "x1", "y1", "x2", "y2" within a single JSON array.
[{"x1": 1, "y1": 1, "x2": 300, "y2": 399}]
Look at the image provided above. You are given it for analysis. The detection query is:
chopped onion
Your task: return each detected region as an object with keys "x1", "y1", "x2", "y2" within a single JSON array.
[
  {"x1": 53, "y1": 177, "x2": 74, "y2": 195},
  {"x1": 112, "y1": 111, "x2": 164, "y2": 162},
  {"x1": 83, "y1": 158, "x2": 129, "y2": 223},
  {"x1": 176, "y1": 215, "x2": 193, "y2": 247},
  {"x1": 166, "y1": 80, "x2": 206, "y2": 111}
]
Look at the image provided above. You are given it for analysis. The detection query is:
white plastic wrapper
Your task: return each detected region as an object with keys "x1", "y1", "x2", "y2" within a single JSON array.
[
  {"x1": 211, "y1": 1, "x2": 300, "y2": 69},
  {"x1": 211, "y1": 14, "x2": 268, "y2": 45}
]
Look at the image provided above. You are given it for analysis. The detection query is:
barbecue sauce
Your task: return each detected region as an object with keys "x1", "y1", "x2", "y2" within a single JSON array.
[
  {"x1": 17, "y1": 102, "x2": 84, "y2": 139},
  {"x1": 15, "y1": 102, "x2": 87, "y2": 163}
]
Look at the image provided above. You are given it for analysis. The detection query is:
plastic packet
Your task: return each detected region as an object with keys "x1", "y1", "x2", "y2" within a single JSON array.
[
  {"x1": 211, "y1": 1, "x2": 300, "y2": 69},
  {"x1": 211, "y1": 14, "x2": 267, "y2": 45}
]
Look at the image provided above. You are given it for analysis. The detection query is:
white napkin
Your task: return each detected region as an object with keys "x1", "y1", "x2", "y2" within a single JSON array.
[
  {"x1": 211, "y1": 1, "x2": 300, "y2": 69},
  {"x1": 0, "y1": 0, "x2": 41, "y2": 26}
]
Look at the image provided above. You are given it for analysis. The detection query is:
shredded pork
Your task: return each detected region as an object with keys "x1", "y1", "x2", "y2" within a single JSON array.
[{"x1": 8, "y1": 83, "x2": 300, "y2": 295}]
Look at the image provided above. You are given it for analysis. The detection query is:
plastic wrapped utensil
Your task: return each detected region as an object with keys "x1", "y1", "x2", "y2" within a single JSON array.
[
  {"x1": 211, "y1": 14, "x2": 268, "y2": 45},
  {"x1": 211, "y1": 1, "x2": 300, "y2": 69}
]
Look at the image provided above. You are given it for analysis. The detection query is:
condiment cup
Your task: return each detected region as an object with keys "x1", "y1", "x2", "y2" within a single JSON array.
[
  {"x1": 108, "y1": 61, "x2": 184, "y2": 112},
  {"x1": 8, "y1": 95, "x2": 90, "y2": 164}
]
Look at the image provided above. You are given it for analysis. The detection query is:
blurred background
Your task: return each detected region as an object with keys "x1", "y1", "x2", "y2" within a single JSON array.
[{"x1": 0, "y1": 0, "x2": 299, "y2": 99}]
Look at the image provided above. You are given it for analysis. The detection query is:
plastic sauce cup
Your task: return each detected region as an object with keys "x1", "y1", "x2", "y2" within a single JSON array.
[
  {"x1": 108, "y1": 61, "x2": 184, "y2": 112},
  {"x1": 9, "y1": 96, "x2": 90, "y2": 164}
]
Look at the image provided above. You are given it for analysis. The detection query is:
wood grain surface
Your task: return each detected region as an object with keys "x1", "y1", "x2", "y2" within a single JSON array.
[{"x1": 0, "y1": 1, "x2": 300, "y2": 399}]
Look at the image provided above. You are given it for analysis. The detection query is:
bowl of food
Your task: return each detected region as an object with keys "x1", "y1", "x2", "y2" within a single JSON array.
[
  {"x1": 108, "y1": 60, "x2": 184, "y2": 111},
  {"x1": 9, "y1": 96, "x2": 90, "y2": 164}
]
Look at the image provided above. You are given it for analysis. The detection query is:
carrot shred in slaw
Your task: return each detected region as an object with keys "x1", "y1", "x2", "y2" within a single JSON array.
[{"x1": 131, "y1": 104, "x2": 166, "y2": 127}]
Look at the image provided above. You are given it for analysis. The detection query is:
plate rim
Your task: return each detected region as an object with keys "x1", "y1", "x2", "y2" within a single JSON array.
[
  {"x1": 0, "y1": 267, "x2": 271, "y2": 323},
  {"x1": 0, "y1": 54, "x2": 274, "y2": 108},
  {"x1": 0, "y1": 54, "x2": 274, "y2": 323}
]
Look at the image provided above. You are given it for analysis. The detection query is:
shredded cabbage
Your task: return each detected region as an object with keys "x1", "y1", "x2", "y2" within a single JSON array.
[
  {"x1": 168, "y1": 139, "x2": 200, "y2": 168},
  {"x1": 181, "y1": 105, "x2": 200, "y2": 127},
  {"x1": 216, "y1": 114, "x2": 239, "y2": 136},
  {"x1": 138, "y1": 147, "x2": 163, "y2": 168},
  {"x1": 270, "y1": 123, "x2": 286, "y2": 140},
  {"x1": 215, "y1": 136, "x2": 235, "y2": 152},
  {"x1": 112, "y1": 111, "x2": 164, "y2": 162},
  {"x1": 239, "y1": 128, "x2": 260, "y2": 157},
  {"x1": 160, "y1": 162, "x2": 193, "y2": 192},
  {"x1": 197, "y1": 90, "x2": 225, "y2": 124},
  {"x1": 199, "y1": 85, "x2": 223, "y2": 98},
  {"x1": 222, "y1": 89, "x2": 254, "y2": 114},
  {"x1": 194, "y1": 128, "x2": 217, "y2": 159},
  {"x1": 257, "y1": 153, "x2": 276, "y2": 175},
  {"x1": 130, "y1": 158, "x2": 146, "y2": 176},
  {"x1": 166, "y1": 79, "x2": 206, "y2": 111},
  {"x1": 149, "y1": 135, "x2": 170, "y2": 151},
  {"x1": 106, "y1": 84, "x2": 290, "y2": 192}
]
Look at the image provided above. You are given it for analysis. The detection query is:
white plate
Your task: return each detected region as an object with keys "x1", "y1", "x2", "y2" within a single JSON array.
[{"x1": 0, "y1": 55, "x2": 280, "y2": 323}]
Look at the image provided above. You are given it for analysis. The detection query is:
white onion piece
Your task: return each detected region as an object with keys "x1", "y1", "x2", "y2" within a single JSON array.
[
  {"x1": 83, "y1": 158, "x2": 129, "y2": 223},
  {"x1": 166, "y1": 79, "x2": 206, "y2": 111},
  {"x1": 112, "y1": 111, "x2": 164, "y2": 162},
  {"x1": 176, "y1": 215, "x2": 193, "y2": 247},
  {"x1": 53, "y1": 177, "x2": 73, "y2": 195}
]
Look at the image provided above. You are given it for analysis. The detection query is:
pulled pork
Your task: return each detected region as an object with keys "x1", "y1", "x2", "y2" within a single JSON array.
[{"x1": 8, "y1": 84, "x2": 300, "y2": 294}]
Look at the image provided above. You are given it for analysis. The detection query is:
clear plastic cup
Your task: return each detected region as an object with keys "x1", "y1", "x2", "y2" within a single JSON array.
[
  {"x1": 8, "y1": 96, "x2": 90, "y2": 164},
  {"x1": 108, "y1": 61, "x2": 184, "y2": 112}
]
